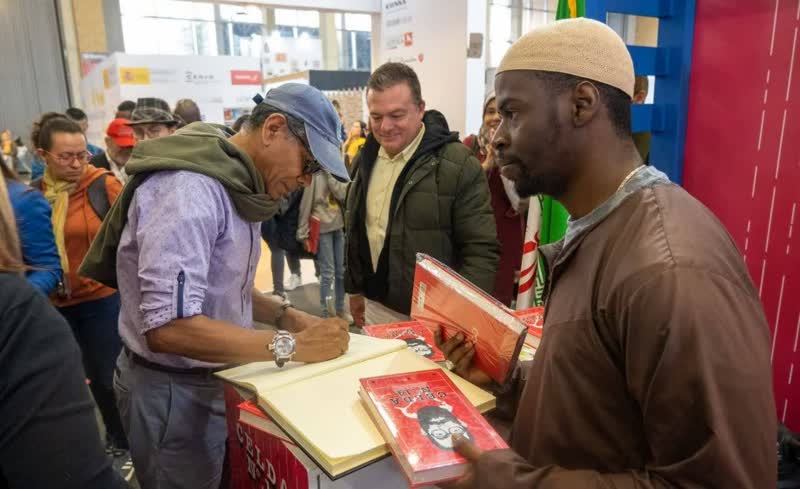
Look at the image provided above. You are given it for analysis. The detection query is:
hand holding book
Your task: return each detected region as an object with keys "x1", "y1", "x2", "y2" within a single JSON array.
[
  {"x1": 359, "y1": 369, "x2": 507, "y2": 487},
  {"x1": 412, "y1": 254, "x2": 527, "y2": 384},
  {"x1": 437, "y1": 434, "x2": 482, "y2": 489},
  {"x1": 435, "y1": 329, "x2": 492, "y2": 387}
]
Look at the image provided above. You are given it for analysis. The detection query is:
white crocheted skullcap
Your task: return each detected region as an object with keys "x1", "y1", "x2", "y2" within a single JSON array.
[{"x1": 497, "y1": 17, "x2": 634, "y2": 98}]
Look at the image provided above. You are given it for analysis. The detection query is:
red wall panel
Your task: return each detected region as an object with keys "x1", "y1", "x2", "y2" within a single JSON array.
[{"x1": 683, "y1": 0, "x2": 800, "y2": 427}]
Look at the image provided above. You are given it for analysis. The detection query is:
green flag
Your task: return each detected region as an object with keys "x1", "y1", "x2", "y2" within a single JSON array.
[{"x1": 556, "y1": 0, "x2": 586, "y2": 19}]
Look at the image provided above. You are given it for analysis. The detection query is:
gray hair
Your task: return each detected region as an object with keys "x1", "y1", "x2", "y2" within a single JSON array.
[{"x1": 246, "y1": 103, "x2": 307, "y2": 143}]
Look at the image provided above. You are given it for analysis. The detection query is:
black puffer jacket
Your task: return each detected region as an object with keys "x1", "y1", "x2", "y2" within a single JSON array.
[{"x1": 344, "y1": 110, "x2": 499, "y2": 315}]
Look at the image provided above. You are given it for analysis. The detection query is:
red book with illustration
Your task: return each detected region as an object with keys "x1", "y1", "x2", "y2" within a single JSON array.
[
  {"x1": 363, "y1": 321, "x2": 445, "y2": 362},
  {"x1": 514, "y1": 307, "x2": 544, "y2": 349},
  {"x1": 411, "y1": 254, "x2": 527, "y2": 384},
  {"x1": 359, "y1": 369, "x2": 507, "y2": 487}
]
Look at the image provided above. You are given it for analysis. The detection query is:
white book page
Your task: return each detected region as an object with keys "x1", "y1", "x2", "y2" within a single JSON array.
[{"x1": 216, "y1": 333, "x2": 406, "y2": 394}]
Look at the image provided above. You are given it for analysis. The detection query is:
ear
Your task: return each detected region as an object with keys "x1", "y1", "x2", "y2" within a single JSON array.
[
  {"x1": 260, "y1": 113, "x2": 288, "y2": 147},
  {"x1": 571, "y1": 81, "x2": 600, "y2": 128},
  {"x1": 36, "y1": 148, "x2": 47, "y2": 159},
  {"x1": 418, "y1": 100, "x2": 426, "y2": 115}
]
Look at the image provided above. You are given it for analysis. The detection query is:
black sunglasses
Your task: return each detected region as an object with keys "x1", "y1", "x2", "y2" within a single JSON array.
[{"x1": 286, "y1": 123, "x2": 322, "y2": 176}]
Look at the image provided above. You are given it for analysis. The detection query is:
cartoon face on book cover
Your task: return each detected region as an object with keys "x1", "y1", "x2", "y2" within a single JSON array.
[
  {"x1": 363, "y1": 322, "x2": 445, "y2": 362},
  {"x1": 404, "y1": 338, "x2": 437, "y2": 360},
  {"x1": 362, "y1": 370, "x2": 507, "y2": 472}
]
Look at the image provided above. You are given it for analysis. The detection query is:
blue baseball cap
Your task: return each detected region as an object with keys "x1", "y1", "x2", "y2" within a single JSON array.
[{"x1": 253, "y1": 83, "x2": 349, "y2": 182}]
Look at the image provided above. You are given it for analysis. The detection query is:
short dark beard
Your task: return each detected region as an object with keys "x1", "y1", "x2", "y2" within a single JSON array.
[
  {"x1": 514, "y1": 108, "x2": 571, "y2": 199},
  {"x1": 514, "y1": 165, "x2": 570, "y2": 199}
]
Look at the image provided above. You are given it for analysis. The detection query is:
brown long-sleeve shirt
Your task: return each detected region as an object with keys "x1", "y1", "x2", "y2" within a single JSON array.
[{"x1": 475, "y1": 175, "x2": 776, "y2": 488}]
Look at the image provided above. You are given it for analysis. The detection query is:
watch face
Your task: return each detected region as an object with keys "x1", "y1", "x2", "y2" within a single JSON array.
[{"x1": 274, "y1": 336, "x2": 294, "y2": 357}]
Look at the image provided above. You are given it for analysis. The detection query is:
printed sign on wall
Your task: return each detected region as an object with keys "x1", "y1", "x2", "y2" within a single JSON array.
[
  {"x1": 230, "y1": 70, "x2": 262, "y2": 85},
  {"x1": 119, "y1": 67, "x2": 151, "y2": 85},
  {"x1": 379, "y1": 0, "x2": 469, "y2": 134}
]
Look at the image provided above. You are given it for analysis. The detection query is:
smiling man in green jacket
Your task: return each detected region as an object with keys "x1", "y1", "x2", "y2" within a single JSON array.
[{"x1": 345, "y1": 62, "x2": 500, "y2": 325}]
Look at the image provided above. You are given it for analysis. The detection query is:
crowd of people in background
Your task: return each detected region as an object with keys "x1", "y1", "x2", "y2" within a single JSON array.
[
  {"x1": 0, "y1": 16, "x2": 783, "y2": 489},
  {"x1": 0, "y1": 68, "x2": 524, "y2": 485},
  {"x1": 0, "y1": 78, "x2": 538, "y2": 317}
]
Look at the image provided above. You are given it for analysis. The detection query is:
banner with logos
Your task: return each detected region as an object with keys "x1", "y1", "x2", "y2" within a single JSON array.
[{"x1": 80, "y1": 53, "x2": 264, "y2": 146}]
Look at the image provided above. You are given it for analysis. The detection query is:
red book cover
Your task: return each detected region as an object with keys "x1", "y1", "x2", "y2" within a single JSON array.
[
  {"x1": 410, "y1": 254, "x2": 527, "y2": 384},
  {"x1": 363, "y1": 321, "x2": 445, "y2": 362},
  {"x1": 227, "y1": 396, "x2": 312, "y2": 489},
  {"x1": 307, "y1": 216, "x2": 321, "y2": 254},
  {"x1": 359, "y1": 369, "x2": 508, "y2": 488},
  {"x1": 514, "y1": 307, "x2": 544, "y2": 349}
]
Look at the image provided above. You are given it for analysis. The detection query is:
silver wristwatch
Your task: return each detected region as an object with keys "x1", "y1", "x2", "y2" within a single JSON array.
[{"x1": 269, "y1": 330, "x2": 296, "y2": 368}]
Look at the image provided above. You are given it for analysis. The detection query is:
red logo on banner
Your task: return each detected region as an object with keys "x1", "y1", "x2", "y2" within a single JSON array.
[
  {"x1": 403, "y1": 32, "x2": 413, "y2": 47},
  {"x1": 230, "y1": 70, "x2": 262, "y2": 85}
]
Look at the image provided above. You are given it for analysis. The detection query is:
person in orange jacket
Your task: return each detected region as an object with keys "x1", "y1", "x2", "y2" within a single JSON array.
[{"x1": 34, "y1": 116, "x2": 131, "y2": 474}]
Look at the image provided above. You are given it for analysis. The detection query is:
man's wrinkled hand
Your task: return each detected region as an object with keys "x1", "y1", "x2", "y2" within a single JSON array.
[
  {"x1": 435, "y1": 329, "x2": 492, "y2": 386},
  {"x1": 293, "y1": 317, "x2": 349, "y2": 363}
]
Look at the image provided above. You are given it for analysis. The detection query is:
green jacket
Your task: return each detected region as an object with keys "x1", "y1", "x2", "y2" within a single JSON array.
[
  {"x1": 345, "y1": 110, "x2": 499, "y2": 315},
  {"x1": 79, "y1": 122, "x2": 279, "y2": 288}
]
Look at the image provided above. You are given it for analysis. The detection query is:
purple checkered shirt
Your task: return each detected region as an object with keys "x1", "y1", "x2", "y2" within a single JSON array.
[{"x1": 116, "y1": 171, "x2": 261, "y2": 368}]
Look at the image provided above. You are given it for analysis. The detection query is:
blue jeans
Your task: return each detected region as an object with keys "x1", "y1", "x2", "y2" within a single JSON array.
[
  {"x1": 269, "y1": 247, "x2": 301, "y2": 294},
  {"x1": 317, "y1": 228, "x2": 345, "y2": 316},
  {"x1": 58, "y1": 292, "x2": 128, "y2": 449}
]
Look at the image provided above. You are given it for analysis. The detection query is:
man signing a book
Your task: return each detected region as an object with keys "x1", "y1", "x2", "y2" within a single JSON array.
[
  {"x1": 78, "y1": 84, "x2": 351, "y2": 489},
  {"x1": 440, "y1": 18, "x2": 777, "y2": 488}
]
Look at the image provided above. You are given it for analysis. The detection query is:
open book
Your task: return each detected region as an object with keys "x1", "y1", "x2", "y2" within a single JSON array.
[{"x1": 216, "y1": 333, "x2": 495, "y2": 479}]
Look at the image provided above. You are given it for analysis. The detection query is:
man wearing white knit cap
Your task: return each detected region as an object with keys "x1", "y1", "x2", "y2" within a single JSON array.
[{"x1": 440, "y1": 18, "x2": 776, "y2": 489}]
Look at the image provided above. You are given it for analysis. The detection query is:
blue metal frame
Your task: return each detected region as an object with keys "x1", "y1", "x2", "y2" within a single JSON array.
[{"x1": 586, "y1": 0, "x2": 696, "y2": 184}]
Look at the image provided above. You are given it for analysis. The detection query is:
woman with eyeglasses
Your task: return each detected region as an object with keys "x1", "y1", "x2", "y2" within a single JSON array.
[
  {"x1": 29, "y1": 112, "x2": 66, "y2": 180},
  {"x1": 33, "y1": 117, "x2": 131, "y2": 463}
]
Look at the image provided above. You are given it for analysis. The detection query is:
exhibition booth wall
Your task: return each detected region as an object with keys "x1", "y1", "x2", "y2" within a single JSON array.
[
  {"x1": 683, "y1": 0, "x2": 800, "y2": 428},
  {"x1": 80, "y1": 52, "x2": 264, "y2": 142}
]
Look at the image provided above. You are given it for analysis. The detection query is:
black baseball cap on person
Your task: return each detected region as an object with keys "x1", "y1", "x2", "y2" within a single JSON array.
[{"x1": 253, "y1": 83, "x2": 349, "y2": 182}]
